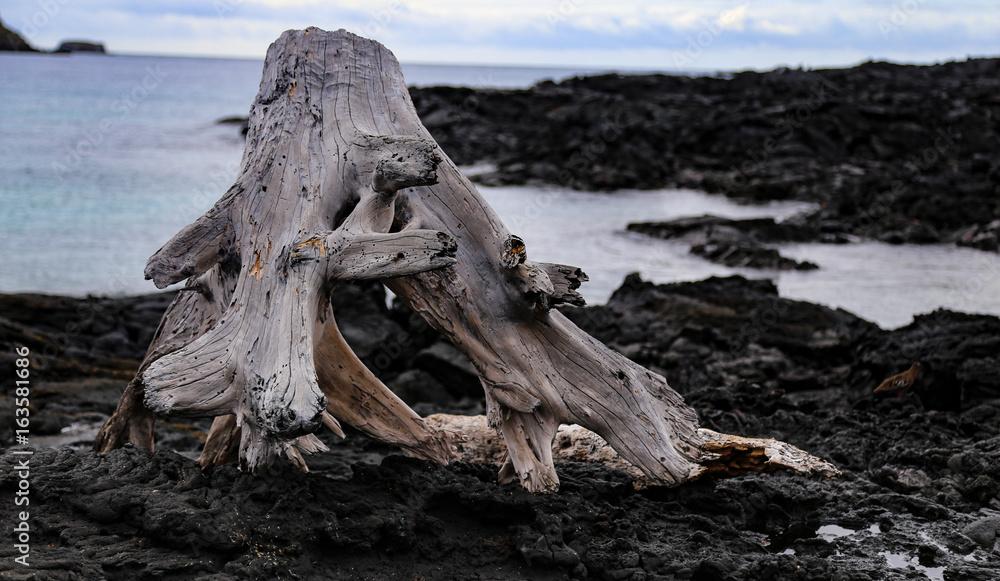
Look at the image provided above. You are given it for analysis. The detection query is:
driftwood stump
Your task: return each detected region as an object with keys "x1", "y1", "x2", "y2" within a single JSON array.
[{"x1": 96, "y1": 28, "x2": 834, "y2": 492}]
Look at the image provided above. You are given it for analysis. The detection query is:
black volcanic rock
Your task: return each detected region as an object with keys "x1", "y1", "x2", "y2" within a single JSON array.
[
  {"x1": 0, "y1": 15, "x2": 39, "y2": 52},
  {"x1": 412, "y1": 341, "x2": 482, "y2": 399},
  {"x1": 411, "y1": 58, "x2": 1000, "y2": 250},
  {"x1": 860, "y1": 309, "x2": 1000, "y2": 410},
  {"x1": 690, "y1": 241, "x2": 819, "y2": 270},
  {"x1": 216, "y1": 115, "x2": 250, "y2": 136},
  {"x1": 0, "y1": 292, "x2": 175, "y2": 381},
  {"x1": 628, "y1": 215, "x2": 813, "y2": 244},
  {"x1": 954, "y1": 219, "x2": 1000, "y2": 252},
  {"x1": 560, "y1": 274, "x2": 878, "y2": 401},
  {"x1": 3, "y1": 277, "x2": 1000, "y2": 580},
  {"x1": 559, "y1": 273, "x2": 1000, "y2": 411},
  {"x1": 628, "y1": 215, "x2": 823, "y2": 270}
]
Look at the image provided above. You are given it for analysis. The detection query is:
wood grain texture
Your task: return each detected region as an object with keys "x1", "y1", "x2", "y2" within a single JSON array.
[
  {"x1": 95, "y1": 28, "x2": 832, "y2": 492},
  {"x1": 97, "y1": 28, "x2": 458, "y2": 473},
  {"x1": 426, "y1": 414, "x2": 840, "y2": 487}
]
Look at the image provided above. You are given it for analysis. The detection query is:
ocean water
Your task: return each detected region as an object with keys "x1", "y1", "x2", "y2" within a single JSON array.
[
  {"x1": 1, "y1": 53, "x2": 261, "y2": 296},
  {"x1": 0, "y1": 54, "x2": 622, "y2": 296},
  {"x1": 401, "y1": 63, "x2": 622, "y2": 88},
  {"x1": 479, "y1": 186, "x2": 1000, "y2": 329},
  {"x1": 2, "y1": 53, "x2": 999, "y2": 329}
]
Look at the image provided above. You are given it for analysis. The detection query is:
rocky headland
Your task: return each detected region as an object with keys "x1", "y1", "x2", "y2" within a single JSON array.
[
  {"x1": 0, "y1": 15, "x2": 106, "y2": 55},
  {"x1": 0, "y1": 15, "x2": 38, "y2": 52}
]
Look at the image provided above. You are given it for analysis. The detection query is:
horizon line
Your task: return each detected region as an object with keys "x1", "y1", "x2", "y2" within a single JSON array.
[{"x1": 5, "y1": 47, "x2": 998, "y2": 76}]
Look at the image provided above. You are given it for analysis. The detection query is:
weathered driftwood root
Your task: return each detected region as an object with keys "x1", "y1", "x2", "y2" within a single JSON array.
[
  {"x1": 95, "y1": 284, "x2": 227, "y2": 454},
  {"x1": 426, "y1": 415, "x2": 840, "y2": 487},
  {"x1": 96, "y1": 37, "x2": 459, "y2": 471},
  {"x1": 96, "y1": 27, "x2": 834, "y2": 492}
]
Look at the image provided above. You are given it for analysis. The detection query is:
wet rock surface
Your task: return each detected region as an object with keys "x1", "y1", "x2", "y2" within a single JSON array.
[
  {"x1": 410, "y1": 58, "x2": 1000, "y2": 251},
  {"x1": 689, "y1": 241, "x2": 818, "y2": 270},
  {"x1": 2, "y1": 277, "x2": 1000, "y2": 579},
  {"x1": 0, "y1": 292, "x2": 174, "y2": 381},
  {"x1": 562, "y1": 274, "x2": 1000, "y2": 412},
  {"x1": 627, "y1": 216, "x2": 814, "y2": 245},
  {"x1": 628, "y1": 216, "x2": 822, "y2": 270}
]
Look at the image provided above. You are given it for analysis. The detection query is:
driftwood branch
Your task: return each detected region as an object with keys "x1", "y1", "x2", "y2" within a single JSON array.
[
  {"x1": 96, "y1": 27, "x2": 835, "y2": 492},
  {"x1": 426, "y1": 414, "x2": 840, "y2": 486}
]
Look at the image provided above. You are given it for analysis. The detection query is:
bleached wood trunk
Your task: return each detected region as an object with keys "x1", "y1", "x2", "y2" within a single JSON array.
[
  {"x1": 95, "y1": 28, "x2": 830, "y2": 492},
  {"x1": 425, "y1": 415, "x2": 840, "y2": 488}
]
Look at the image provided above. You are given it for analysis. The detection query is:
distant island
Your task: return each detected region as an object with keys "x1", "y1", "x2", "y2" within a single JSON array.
[
  {"x1": 54, "y1": 40, "x2": 106, "y2": 54},
  {"x1": 0, "y1": 14, "x2": 106, "y2": 54}
]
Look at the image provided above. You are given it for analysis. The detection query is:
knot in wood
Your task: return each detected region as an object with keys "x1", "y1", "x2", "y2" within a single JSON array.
[{"x1": 501, "y1": 235, "x2": 527, "y2": 268}]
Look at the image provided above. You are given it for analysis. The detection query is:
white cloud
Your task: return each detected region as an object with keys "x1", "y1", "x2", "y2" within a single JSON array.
[
  {"x1": 720, "y1": 4, "x2": 748, "y2": 31},
  {"x1": 753, "y1": 19, "x2": 800, "y2": 36}
]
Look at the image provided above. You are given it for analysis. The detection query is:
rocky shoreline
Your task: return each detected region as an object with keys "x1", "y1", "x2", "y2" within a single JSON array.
[
  {"x1": 410, "y1": 58, "x2": 1000, "y2": 253},
  {"x1": 217, "y1": 58, "x2": 1000, "y2": 266},
  {"x1": 2, "y1": 276, "x2": 999, "y2": 580},
  {"x1": 2, "y1": 52, "x2": 1000, "y2": 581}
]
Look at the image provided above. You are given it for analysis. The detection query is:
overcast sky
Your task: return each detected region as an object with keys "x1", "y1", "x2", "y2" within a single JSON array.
[{"x1": 4, "y1": 1, "x2": 998, "y2": 71}]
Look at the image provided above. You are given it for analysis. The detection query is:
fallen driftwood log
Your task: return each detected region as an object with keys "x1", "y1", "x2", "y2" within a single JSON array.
[
  {"x1": 426, "y1": 415, "x2": 840, "y2": 487},
  {"x1": 96, "y1": 27, "x2": 836, "y2": 492}
]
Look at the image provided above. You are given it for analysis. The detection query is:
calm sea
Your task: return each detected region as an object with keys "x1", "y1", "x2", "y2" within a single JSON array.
[
  {"x1": 2, "y1": 53, "x2": 998, "y2": 328},
  {"x1": 0, "y1": 54, "x2": 619, "y2": 293}
]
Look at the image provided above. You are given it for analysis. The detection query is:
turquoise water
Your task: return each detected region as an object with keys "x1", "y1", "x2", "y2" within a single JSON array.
[
  {"x1": 0, "y1": 54, "x2": 619, "y2": 296},
  {"x1": 1, "y1": 53, "x2": 260, "y2": 296},
  {"x1": 2, "y1": 53, "x2": 998, "y2": 328}
]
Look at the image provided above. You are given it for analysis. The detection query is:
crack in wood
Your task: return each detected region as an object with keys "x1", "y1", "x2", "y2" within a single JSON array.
[{"x1": 95, "y1": 28, "x2": 837, "y2": 492}]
